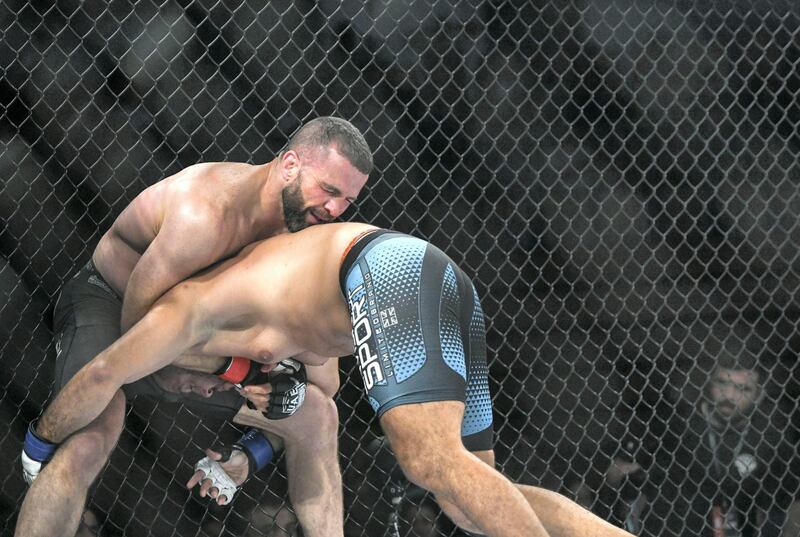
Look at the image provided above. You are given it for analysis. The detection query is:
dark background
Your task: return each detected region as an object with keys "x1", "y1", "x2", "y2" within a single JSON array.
[{"x1": 1, "y1": 1, "x2": 800, "y2": 535}]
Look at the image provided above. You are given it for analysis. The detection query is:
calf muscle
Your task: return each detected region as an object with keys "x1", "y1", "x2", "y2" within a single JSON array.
[
  {"x1": 380, "y1": 402, "x2": 550, "y2": 537},
  {"x1": 516, "y1": 485, "x2": 634, "y2": 537}
]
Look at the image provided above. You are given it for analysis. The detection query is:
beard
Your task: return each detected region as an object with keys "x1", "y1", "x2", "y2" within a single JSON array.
[
  {"x1": 281, "y1": 178, "x2": 309, "y2": 232},
  {"x1": 712, "y1": 400, "x2": 754, "y2": 428}
]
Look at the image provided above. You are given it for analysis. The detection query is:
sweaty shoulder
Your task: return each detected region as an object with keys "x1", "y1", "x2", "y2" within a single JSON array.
[
  {"x1": 166, "y1": 162, "x2": 251, "y2": 209},
  {"x1": 95, "y1": 162, "x2": 255, "y2": 287},
  {"x1": 142, "y1": 163, "x2": 254, "y2": 254},
  {"x1": 165, "y1": 163, "x2": 265, "y2": 223}
]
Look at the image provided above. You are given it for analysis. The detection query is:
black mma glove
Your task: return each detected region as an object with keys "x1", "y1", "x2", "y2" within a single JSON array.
[
  {"x1": 260, "y1": 358, "x2": 307, "y2": 420},
  {"x1": 218, "y1": 356, "x2": 307, "y2": 420}
]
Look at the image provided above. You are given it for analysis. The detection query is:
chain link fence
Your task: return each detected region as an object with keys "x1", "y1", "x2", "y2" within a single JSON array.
[{"x1": 2, "y1": 1, "x2": 800, "y2": 536}]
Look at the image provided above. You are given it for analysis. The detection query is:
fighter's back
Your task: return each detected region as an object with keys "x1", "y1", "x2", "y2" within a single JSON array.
[{"x1": 187, "y1": 222, "x2": 379, "y2": 364}]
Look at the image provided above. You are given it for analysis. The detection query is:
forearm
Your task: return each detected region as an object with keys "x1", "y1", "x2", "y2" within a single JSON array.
[
  {"x1": 119, "y1": 288, "x2": 155, "y2": 333},
  {"x1": 40, "y1": 301, "x2": 198, "y2": 442},
  {"x1": 37, "y1": 360, "x2": 120, "y2": 443},
  {"x1": 119, "y1": 266, "x2": 177, "y2": 333}
]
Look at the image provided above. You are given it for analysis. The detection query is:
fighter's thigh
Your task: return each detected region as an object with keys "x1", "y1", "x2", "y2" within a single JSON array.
[{"x1": 53, "y1": 292, "x2": 121, "y2": 390}]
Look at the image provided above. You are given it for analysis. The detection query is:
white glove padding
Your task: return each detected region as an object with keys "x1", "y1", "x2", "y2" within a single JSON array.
[
  {"x1": 21, "y1": 450, "x2": 43, "y2": 485},
  {"x1": 194, "y1": 456, "x2": 239, "y2": 505}
]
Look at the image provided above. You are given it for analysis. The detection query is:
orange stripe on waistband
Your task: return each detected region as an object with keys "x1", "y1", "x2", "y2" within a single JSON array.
[{"x1": 340, "y1": 228, "x2": 381, "y2": 266}]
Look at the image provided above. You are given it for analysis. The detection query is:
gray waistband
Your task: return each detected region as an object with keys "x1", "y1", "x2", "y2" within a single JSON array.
[{"x1": 81, "y1": 259, "x2": 121, "y2": 300}]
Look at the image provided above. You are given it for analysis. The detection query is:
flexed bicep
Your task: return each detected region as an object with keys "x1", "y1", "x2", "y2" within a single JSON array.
[{"x1": 120, "y1": 203, "x2": 228, "y2": 332}]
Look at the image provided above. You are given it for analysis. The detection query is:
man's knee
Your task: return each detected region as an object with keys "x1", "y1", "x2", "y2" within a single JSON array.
[
  {"x1": 393, "y1": 445, "x2": 454, "y2": 492},
  {"x1": 284, "y1": 383, "x2": 338, "y2": 443},
  {"x1": 436, "y1": 496, "x2": 477, "y2": 532},
  {"x1": 380, "y1": 401, "x2": 467, "y2": 492}
]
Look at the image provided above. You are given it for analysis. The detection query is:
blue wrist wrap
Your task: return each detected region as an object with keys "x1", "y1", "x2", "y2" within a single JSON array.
[
  {"x1": 24, "y1": 422, "x2": 57, "y2": 462},
  {"x1": 235, "y1": 429, "x2": 274, "y2": 474}
]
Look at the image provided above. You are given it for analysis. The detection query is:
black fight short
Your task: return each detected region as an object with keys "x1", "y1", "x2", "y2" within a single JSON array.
[{"x1": 52, "y1": 260, "x2": 244, "y2": 419}]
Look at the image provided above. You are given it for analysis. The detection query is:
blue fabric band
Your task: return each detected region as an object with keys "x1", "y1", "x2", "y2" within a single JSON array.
[
  {"x1": 236, "y1": 428, "x2": 274, "y2": 473},
  {"x1": 24, "y1": 422, "x2": 57, "y2": 462}
]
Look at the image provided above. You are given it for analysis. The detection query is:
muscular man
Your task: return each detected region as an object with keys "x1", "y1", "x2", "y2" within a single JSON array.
[
  {"x1": 15, "y1": 116, "x2": 373, "y2": 537},
  {"x1": 23, "y1": 222, "x2": 634, "y2": 537}
]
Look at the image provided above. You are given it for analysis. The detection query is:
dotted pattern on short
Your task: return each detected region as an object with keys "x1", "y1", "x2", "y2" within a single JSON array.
[
  {"x1": 345, "y1": 264, "x2": 367, "y2": 311},
  {"x1": 439, "y1": 263, "x2": 466, "y2": 380},
  {"x1": 463, "y1": 286, "x2": 493, "y2": 436},
  {"x1": 368, "y1": 396, "x2": 380, "y2": 412},
  {"x1": 364, "y1": 237, "x2": 427, "y2": 383}
]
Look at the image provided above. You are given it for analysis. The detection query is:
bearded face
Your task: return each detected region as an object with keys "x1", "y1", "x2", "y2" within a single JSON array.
[
  {"x1": 281, "y1": 173, "x2": 310, "y2": 232},
  {"x1": 709, "y1": 368, "x2": 760, "y2": 421}
]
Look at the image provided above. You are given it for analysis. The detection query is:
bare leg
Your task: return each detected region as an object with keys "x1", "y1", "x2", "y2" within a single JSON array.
[
  {"x1": 380, "y1": 401, "x2": 550, "y2": 537},
  {"x1": 423, "y1": 441, "x2": 633, "y2": 537},
  {"x1": 515, "y1": 484, "x2": 635, "y2": 537},
  {"x1": 15, "y1": 389, "x2": 126, "y2": 537},
  {"x1": 233, "y1": 383, "x2": 343, "y2": 537}
]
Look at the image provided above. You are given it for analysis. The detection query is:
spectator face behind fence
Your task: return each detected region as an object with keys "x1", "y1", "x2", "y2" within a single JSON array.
[{"x1": 708, "y1": 366, "x2": 761, "y2": 422}]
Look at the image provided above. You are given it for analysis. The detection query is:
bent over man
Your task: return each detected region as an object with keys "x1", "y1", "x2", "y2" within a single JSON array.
[
  {"x1": 21, "y1": 222, "x2": 634, "y2": 537},
  {"x1": 15, "y1": 116, "x2": 372, "y2": 537}
]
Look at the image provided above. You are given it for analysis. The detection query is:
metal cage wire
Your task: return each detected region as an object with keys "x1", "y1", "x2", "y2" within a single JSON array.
[{"x1": 1, "y1": 1, "x2": 800, "y2": 536}]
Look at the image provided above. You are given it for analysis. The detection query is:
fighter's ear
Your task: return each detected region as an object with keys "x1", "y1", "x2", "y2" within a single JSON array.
[{"x1": 280, "y1": 150, "x2": 300, "y2": 183}]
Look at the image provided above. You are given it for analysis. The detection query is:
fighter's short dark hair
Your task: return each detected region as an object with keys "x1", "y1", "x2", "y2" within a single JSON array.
[{"x1": 287, "y1": 117, "x2": 373, "y2": 175}]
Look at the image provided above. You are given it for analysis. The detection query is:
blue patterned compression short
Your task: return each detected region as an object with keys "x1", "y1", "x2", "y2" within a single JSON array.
[{"x1": 340, "y1": 230, "x2": 493, "y2": 451}]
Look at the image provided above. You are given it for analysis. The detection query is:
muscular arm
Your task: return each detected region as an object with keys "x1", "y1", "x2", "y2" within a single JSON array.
[
  {"x1": 119, "y1": 202, "x2": 226, "y2": 333},
  {"x1": 38, "y1": 294, "x2": 207, "y2": 443}
]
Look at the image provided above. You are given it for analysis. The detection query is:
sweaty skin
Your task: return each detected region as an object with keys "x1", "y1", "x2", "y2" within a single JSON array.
[
  {"x1": 47, "y1": 222, "x2": 369, "y2": 411},
  {"x1": 36, "y1": 222, "x2": 634, "y2": 537},
  {"x1": 94, "y1": 151, "x2": 366, "y2": 332},
  {"x1": 94, "y1": 162, "x2": 279, "y2": 308},
  {"x1": 16, "y1": 140, "x2": 369, "y2": 537}
]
